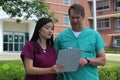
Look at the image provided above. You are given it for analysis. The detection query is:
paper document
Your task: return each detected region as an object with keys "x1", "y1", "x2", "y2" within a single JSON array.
[{"x1": 56, "y1": 49, "x2": 82, "y2": 72}]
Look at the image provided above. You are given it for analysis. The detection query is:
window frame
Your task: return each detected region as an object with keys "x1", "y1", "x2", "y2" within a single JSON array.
[
  {"x1": 96, "y1": 0, "x2": 110, "y2": 11},
  {"x1": 113, "y1": 36, "x2": 120, "y2": 47},
  {"x1": 114, "y1": 17, "x2": 120, "y2": 31},
  {"x1": 63, "y1": 0, "x2": 70, "y2": 5},
  {"x1": 63, "y1": 14, "x2": 70, "y2": 26},
  {"x1": 97, "y1": 18, "x2": 110, "y2": 29},
  {"x1": 3, "y1": 32, "x2": 28, "y2": 52},
  {"x1": 114, "y1": 0, "x2": 120, "y2": 11}
]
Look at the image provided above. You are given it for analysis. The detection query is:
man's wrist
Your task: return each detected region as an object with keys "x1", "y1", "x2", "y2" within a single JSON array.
[{"x1": 85, "y1": 57, "x2": 90, "y2": 64}]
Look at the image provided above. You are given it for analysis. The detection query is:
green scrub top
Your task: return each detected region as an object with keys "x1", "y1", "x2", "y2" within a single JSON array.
[{"x1": 54, "y1": 27, "x2": 106, "y2": 80}]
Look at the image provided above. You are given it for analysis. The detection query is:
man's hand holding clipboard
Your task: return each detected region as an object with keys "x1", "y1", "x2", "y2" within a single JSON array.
[{"x1": 56, "y1": 49, "x2": 82, "y2": 72}]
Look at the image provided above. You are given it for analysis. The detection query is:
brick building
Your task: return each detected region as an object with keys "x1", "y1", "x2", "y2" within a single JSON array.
[
  {"x1": 0, "y1": 0, "x2": 120, "y2": 53},
  {"x1": 46, "y1": 0, "x2": 120, "y2": 48},
  {"x1": 88, "y1": 0, "x2": 120, "y2": 48}
]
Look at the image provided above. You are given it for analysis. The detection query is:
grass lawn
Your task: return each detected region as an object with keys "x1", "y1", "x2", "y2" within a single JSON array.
[
  {"x1": 105, "y1": 60, "x2": 120, "y2": 67},
  {"x1": 0, "y1": 60, "x2": 120, "y2": 67}
]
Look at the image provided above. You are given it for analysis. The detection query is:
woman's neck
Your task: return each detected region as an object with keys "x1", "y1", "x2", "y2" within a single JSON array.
[{"x1": 37, "y1": 38, "x2": 47, "y2": 49}]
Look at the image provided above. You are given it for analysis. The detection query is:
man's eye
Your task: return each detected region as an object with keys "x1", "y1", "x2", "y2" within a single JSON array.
[
  {"x1": 71, "y1": 17, "x2": 75, "y2": 19},
  {"x1": 51, "y1": 28, "x2": 54, "y2": 30},
  {"x1": 77, "y1": 17, "x2": 80, "y2": 19}
]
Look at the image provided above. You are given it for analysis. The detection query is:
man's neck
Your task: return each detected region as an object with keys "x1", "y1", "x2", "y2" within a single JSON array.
[{"x1": 72, "y1": 27, "x2": 83, "y2": 32}]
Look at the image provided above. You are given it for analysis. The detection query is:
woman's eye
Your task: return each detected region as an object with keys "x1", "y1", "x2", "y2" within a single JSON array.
[{"x1": 45, "y1": 27, "x2": 49, "y2": 29}]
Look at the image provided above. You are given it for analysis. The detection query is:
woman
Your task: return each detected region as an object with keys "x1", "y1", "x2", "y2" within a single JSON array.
[{"x1": 21, "y1": 18, "x2": 64, "y2": 80}]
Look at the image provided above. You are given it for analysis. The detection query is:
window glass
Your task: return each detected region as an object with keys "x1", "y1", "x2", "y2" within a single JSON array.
[
  {"x1": 14, "y1": 35, "x2": 19, "y2": 42},
  {"x1": 96, "y1": 0, "x2": 109, "y2": 11},
  {"x1": 3, "y1": 43, "x2": 8, "y2": 51},
  {"x1": 3, "y1": 35, "x2": 8, "y2": 42},
  {"x1": 114, "y1": 17, "x2": 120, "y2": 31},
  {"x1": 63, "y1": 14, "x2": 70, "y2": 26},
  {"x1": 73, "y1": 0, "x2": 79, "y2": 3},
  {"x1": 9, "y1": 43, "x2": 13, "y2": 51},
  {"x1": 14, "y1": 43, "x2": 19, "y2": 51},
  {"x1": 63, "y1": 0, "x2": 70, "y2": 5},
  {"x1": 97, "y1": 19, "x2": 110, "y2": 29},
  {"x1": 9, "y1": 35, "x2": 13, "y2": 42},
  {"x1": 20, "y1": 43, "x2": 24, "y2": 51},
  {"x1": 114, "y1": 0, "x2": 120, "y2": 11},
  {"x1": 114, "y1": 36, "x2": 120, "y2": 47},
  {"x1": 3, "y1": 32, "x2": 28, "y2": 52},
  {"x1": 19, "y1": 35, "x2": 24, "y2": 42}
]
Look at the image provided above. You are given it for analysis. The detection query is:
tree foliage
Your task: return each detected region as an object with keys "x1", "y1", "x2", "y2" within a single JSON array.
[{"x1": 0, "y1": 0, "x2": 58, "y2": 22}]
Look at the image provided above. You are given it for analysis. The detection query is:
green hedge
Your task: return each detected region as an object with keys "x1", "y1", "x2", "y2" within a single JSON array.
[
  {"x1": 0, "y1": 63, "x2": 120, "y2": 80},
  {"x1": 99, "y1": 66, "x2": 120, "y2": 80},
  {"x1": 0, "y1": 63, "x2": 25, "y2": 80},
  {"x1": 105, "y1": 48, "x2": 120, "y2": 54}
]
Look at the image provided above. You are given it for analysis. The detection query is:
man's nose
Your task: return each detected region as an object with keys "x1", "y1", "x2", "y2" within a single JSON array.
[{"x1": 73, "y1": 18, "x2": 78, "y2": 22}]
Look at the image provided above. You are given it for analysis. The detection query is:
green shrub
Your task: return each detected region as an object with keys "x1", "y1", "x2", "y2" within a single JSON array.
[
  {"x1": 115, "y1": 66, "x2": 120, "y2": 80},
  {"x1": 0, "y1": 63, "x2": 25, "y2": 80},
  {"x1": 0, "y1": 63, "x2": 120, "y2": 80},
  {"x1": 105, "y1": 48, "x2": 120, "y2": 54},
  {"x1": 99, "y1": 66, "x2": 120, "y2": 80}
]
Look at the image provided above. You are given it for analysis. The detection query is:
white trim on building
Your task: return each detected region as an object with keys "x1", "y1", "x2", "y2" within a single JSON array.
[
  {"x1": 0, "y1": 18, "x2": 36, "y2": 53},
  {"x1": 0, "y1": 20, "x2": 3, "y2": 52}
]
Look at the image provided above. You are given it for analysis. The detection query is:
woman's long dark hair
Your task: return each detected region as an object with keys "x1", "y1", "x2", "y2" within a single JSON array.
[{"x1": 30, "y1": 18, "x2": 54, "y2": 53}]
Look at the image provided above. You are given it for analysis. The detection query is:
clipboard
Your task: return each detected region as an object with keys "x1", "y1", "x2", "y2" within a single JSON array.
[{"x1": 56, "y1": 49, "x2": 82, "y2": 72}]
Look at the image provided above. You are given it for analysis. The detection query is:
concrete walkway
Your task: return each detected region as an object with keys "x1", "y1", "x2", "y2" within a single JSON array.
[
  {"x1": 106, "y1": 53, "x2": 120, "y2": 61},
  {"x1": 0, "y1": 52, "x2": 20, "y2": 60},
  {"x1": 0, "y1": 52, "x2": 120, "y2": 61}
]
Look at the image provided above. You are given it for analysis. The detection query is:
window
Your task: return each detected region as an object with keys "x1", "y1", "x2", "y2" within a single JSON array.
[
  {"x1": 3, "y1": 32, "x2": 29, "y2": 52},
  {"x1": 114, "y1": 0, "x2": 120, "y2": 11},
  {"x1": 90, "y1": 21, "x2": 94, "y2": 29},
  {"x1": 96, "y1": 0, "x2": 109, "y2": 11},
  {"x1": 114, "y1": 17, "x2": 120, "y2": 31},
  {"x1": 73, "y1": 0, "x2": 79, "y2": 3},
  {"x1": 63, "y1": 0, "x2": 70, "y2": 5},
  {"x1": 97, "y1": 19, "x2": 110, "y2": 29},
  {"x1": 113, "y1": 36, "x2": 120, "y2": 47},
  {"x1": 63, "y1": 14, "x2": 70, "y2": 26}
]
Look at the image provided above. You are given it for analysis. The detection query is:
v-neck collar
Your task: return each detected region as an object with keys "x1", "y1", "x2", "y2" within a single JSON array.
[
  {"x1": 69, "y1": 27, "x2": 91, "y2": 39},
  {"x1": 37, "y1": 42, "x2": 48, "y2": 54}
]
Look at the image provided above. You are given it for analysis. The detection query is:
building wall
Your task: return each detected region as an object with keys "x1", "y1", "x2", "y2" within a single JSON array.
[
  {"x1": 46, "y1": 0, "x2": 92, "y2": 37},
  {"x1": 3, "y1": 22, "x2": 28, "y2": 32},
  {"x1": 0, "y1": 20, "x2": 3, "y2": 52},
  {"x1": 89, "y1": 0, "x2": 120, "y2": 48},
  {"x1": 45, "y1": 0, "x2": 70, "y2": 36},
  {"x1": 28, "y1": 22, "x2": 36, "y2": 40},
  {"x1": 0, "y1": 19, "x2": 36, "y2": 52},
  {"x1": 1, "y1": 0, "x2": 119, "y2": 53},
  {"x1": 79, "y1": 0, "x2": 91, "y2": 27},
  {"x1": 87, "y1": 0, "x2": 114, "y2": 48}
]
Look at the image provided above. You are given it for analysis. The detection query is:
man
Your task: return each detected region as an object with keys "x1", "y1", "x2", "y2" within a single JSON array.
[{"x1": 54, "y1": 4, "x2": 106, "y2": 80}]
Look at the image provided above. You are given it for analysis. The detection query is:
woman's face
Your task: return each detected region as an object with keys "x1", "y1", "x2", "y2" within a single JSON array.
[{"x1": 39, "y1": 22, "x2": 54, "y2": 39}]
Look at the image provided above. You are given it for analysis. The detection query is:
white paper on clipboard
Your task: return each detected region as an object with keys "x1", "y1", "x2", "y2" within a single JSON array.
[{"x1": 56, "y1": 49, "x2": 82, "y2": 72}]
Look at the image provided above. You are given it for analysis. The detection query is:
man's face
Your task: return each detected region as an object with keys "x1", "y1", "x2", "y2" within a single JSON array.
[{"x1": 69, "y1": 9, "x2": 83, "y2": 31}]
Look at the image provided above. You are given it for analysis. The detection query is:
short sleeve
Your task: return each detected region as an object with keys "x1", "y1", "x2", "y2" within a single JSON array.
[
  {"x1": 20, "y1": 41, "x2": 35, "y2": 62},
  {"x1": 95, "y1": 32, "x2": 106, "y2": 53}
]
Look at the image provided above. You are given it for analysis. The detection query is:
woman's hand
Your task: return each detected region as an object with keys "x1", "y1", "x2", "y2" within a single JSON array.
[{"x1": 52, "y1": 64, "x2": 64, "y2": 73}]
